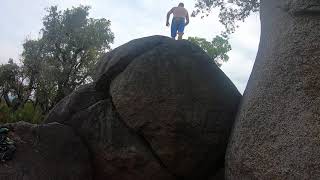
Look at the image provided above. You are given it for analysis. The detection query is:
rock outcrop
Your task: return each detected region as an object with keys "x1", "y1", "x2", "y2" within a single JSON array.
[
  {"x1": 43, "y1": 35, "x2": 241, "y2": 180},
  {"x1": 106, "y1": 37, "x2": 241, "y2": 179},
  {"x1": 226, "y1": 0, "x2": 320, "y2": 179},
  {"x1": 0, "y1": 122, "x2": 92, "y2": 180}
]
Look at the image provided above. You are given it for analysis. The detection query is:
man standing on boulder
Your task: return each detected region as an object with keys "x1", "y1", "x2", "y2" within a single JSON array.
[{"x1": 166, "y1": 3, "x2": 189, "y2": 40}]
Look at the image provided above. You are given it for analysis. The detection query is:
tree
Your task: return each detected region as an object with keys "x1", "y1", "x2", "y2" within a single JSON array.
[
  {"x1": 188, "y1": 36, "x2": 231, "y2": 67},
  {"x1": 0, "y1": 59, "x2": 20, "y2": 108},
  {"x1": 0, "y1": 59, "x2": 33, "y2": 111},
  {"x1": 22, "y1": 5, "x2": 114, "y2": 112},
  {"x1": 193, "y1": 0, "x2": 260, "y2": 34},
  {"x1": 0, "y1": 59, "x2": 44, "y2": 123}
]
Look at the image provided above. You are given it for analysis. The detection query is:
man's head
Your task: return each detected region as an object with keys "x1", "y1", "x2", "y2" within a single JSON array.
[{"x1": 178, "y1": 3, "x2": 184, "y2": 7}]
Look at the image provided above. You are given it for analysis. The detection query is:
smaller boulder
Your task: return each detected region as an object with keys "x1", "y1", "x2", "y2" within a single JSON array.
[
  {"x1": 56, "y1": 98, "x2": 175, "y2": 180},
  {"x1": 45, "y1": 83, "x2": 106, "y2": 123},
  {"x1": 0, "y1": 122, "x2": 92, "y2": 180}
]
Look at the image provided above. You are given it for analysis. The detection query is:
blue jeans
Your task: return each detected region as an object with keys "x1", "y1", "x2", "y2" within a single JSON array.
[{"x1": 171, "y1": 17, "x2": 185, "y2": 38}]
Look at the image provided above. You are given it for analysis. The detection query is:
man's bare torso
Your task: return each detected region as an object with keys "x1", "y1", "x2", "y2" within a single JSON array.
[{"x1": 172, "y1": 7, "x2": 188, "y2": 18}]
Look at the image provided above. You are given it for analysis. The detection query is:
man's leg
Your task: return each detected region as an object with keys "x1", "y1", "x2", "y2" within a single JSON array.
[
  {"x1": 171, "y1": 19, "x2": 178, "y2": 39},
  {"x1": 177, "y1": 20, "x2": 185, "y2": 40},
  {"x1": 177, "y1": 32, "x2": 184, "y2": 40}
]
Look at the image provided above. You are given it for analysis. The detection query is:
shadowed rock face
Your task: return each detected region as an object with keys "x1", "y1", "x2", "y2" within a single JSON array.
[
  {"x1": 60, "y1": 96, "x2": 175, "y2": 180},
  {"x1": 46, "y1": 35, "x2": 241, "y2": 180},
  {"x1": 226, "y1": 0, "x2": 320, "y2": 179},
  {"x1": 0, "y1": 122, "x2": 92, "y2": 180},
  {"x1": 108, "y1": 39, "x2": 241, "y2": 179}
]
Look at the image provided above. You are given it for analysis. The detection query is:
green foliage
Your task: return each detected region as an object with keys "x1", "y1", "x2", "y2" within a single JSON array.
[
  {"x1": 21, "y1": 5, "x2": 114, "y2": 112},
  {"x1": 0, "y1": 101, "x2": 43, "y2": 124},
  {"x1": 192, "y1": 0, "x2": 260, "y2": 34},
  {"x1": 0, "y1": 59, "x2": 20, "y2": 92},
  {"x1": 0, "y1": 59, "x2": 19, "y2": 84},
  {"x1": 0, "y1": 59, "x2": 31, "y2": 111},
  {"x1": 188, "y1": 36, "x2": 231, "y2": 67},
  {"x1": 0, "y1": 5, "x2": 114, "y2": 117}
]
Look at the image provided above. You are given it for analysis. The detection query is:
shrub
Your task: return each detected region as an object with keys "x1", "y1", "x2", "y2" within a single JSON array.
[{"x1": 0, "y1": 101, "x2": 44, "y2": 124}]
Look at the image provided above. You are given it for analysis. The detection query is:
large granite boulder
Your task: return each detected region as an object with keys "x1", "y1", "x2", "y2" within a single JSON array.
[
  {"x1": 46, "y1": 35, "x2": 241, "y2": 179},
  {"x1": 105, "y1": 37, "x2": 241, "y2": 179},
  {"x1": 0, "y1": 122, "x2": 92, "y2": 180},
  {"x1": 226, "y1": 0, "x2": 320, "y2": 179}
]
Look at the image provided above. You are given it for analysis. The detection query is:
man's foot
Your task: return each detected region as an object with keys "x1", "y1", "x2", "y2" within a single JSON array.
[{"x1": 177, "y1": 33, "x2": 183, "y2": 40}]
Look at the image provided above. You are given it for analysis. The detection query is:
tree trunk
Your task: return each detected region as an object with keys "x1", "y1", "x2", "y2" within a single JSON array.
[
  {"x1": 3, "y1": 91, "x2": 12, "y2": 108},
  {"x1": 54, "y1": 82, "x2": 66, "y2": 105},
  {"x1": 226, "y1": 0, "x2": 320, "y2": 179}
]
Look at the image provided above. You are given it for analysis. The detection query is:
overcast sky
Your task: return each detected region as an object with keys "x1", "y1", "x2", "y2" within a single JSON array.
[{"x1": 0, "y1": 0, "x2": 260, "y2": 93}]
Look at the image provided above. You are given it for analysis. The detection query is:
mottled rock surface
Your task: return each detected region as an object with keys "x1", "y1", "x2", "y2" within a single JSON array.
[
  {"x1": 107, "y1": 37, "x2": 241, "y2": 179},
  {"x1": 46, "y1": 35, "x2": 241, "y2": 179},
  {"x1": 226, "y1": 0, "x2": 320, "y2": 179},
  {"x1": 0, "y1": 122, "x2": 92, "y2": 180}
]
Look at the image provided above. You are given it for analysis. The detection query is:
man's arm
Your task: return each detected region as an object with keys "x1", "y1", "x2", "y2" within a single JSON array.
[
  {"x1": 185, "y1": 12, "x2": 190, "y2": 26},
  {"x1": 166, "y1": 8, "x2": 174, "y2": 26}
]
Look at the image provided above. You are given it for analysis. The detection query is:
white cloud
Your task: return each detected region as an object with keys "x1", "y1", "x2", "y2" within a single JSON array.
[{"x1": 0, "y1": 0, "x2": 260, "y2": 93}]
